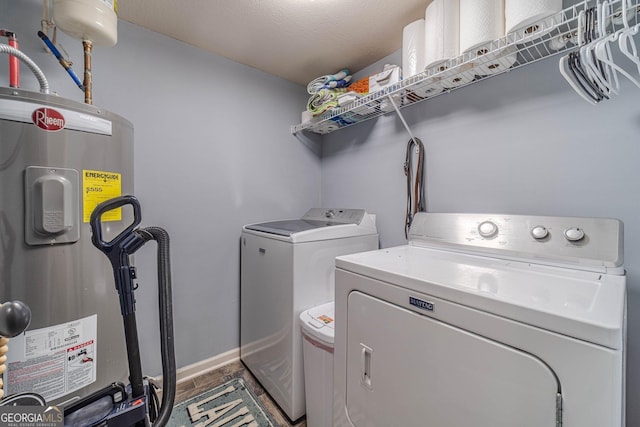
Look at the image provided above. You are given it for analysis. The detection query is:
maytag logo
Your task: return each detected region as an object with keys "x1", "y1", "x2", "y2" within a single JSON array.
[
  {"x1": 32, "y1": 107, "x2": 65, "y2": 131},
  {"x1": 409, "y1": 296, "x2": 434, "y2": 312}
]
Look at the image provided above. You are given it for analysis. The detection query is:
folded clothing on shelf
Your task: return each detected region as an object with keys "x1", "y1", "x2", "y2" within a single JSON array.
[
  {"x1": 307, "y1": 88, "x2": 348, "y2": 115},
  {"x1": 307, "y1": 69, "x2": 351, "y2": 94}
]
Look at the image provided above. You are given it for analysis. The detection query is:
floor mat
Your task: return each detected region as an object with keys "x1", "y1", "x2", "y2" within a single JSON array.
[{"x1": 168, "y1": 377, "x2": 278, "y2": 427}]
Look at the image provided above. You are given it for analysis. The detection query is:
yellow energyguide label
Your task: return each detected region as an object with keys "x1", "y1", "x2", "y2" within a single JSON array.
[{"x1": 82, "y1": 169, "x2": 122, "y2": 222}]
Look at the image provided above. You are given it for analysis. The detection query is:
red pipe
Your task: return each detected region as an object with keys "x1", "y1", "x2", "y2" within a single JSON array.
[
  {"x1": 0, "y1": 30, "x2": 19, "y2": 88},
  {"x1": 8, "y1": 35, "x2": 18, "y2": 88}
]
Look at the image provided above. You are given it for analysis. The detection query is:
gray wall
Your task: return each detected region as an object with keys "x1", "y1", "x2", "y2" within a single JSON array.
[
  {"x1": 0, "y1": 0, "x2": 320, "y2": 377},
  {"x1": 321, "y1": 50, "x2": 640, "y2": 425}
]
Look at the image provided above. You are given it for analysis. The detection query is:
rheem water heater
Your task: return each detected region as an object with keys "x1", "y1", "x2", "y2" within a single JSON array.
[{"x1": 0, "y1": 86, "x2": 133, "y2": 406}]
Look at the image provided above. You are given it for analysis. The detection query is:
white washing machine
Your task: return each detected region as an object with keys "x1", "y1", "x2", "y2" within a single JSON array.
[
  {"x1": 333, "y1": 213, "x2": 626, "y2": 427},
  {"x1": 240, "y1": 208, "x2": 378, "y2": 421}
]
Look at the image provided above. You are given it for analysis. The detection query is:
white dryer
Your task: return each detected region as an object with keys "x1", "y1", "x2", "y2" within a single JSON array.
[
  {"x1": 334, "y1": 213, "x2": 626, "y2": 427},
  {"x1": 240, "y1": 208, "x2": 378, "y2": 421}
]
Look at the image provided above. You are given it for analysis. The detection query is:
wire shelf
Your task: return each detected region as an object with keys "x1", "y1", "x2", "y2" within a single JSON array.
[{"x1": 291, "y1": 0, "x2": 639, "y2": 135}]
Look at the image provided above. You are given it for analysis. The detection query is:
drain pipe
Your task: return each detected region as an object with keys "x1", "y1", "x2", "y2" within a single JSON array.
[
  {"x1": 0, "y1": 44, "x2": 49, "y2": 94},
  {"x1": 82, "y1": 40, "x2": 92, "y2": 105},
  {"x1": 0, "y1": 30, "x2": 19, "y2": 88}
]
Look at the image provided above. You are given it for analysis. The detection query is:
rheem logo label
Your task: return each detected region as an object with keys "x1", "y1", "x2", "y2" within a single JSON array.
[{"x1": 32, "y1": 107, "x2": 65, "y2": 131}]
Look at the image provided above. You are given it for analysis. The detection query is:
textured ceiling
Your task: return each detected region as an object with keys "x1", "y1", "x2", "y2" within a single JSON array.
[{"x1": 117, "y1": 0, "x2": 431, "y2": 86}]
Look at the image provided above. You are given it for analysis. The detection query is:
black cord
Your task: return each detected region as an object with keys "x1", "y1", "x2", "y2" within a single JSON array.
[
  {"x1": 146, "y1": 378, "x2": 160, "y2": 422},
  {"x1": 137, "y1": 227, "x2": 176, "y2": 427},
  {"x1": 404, "y1": 137, "x2": 426, "y2": 238}
]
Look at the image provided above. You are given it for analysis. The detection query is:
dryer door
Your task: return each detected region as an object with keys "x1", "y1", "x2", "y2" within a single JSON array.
[{"x1": 345, "y1": 291, "x2": 561, "y2": 427}]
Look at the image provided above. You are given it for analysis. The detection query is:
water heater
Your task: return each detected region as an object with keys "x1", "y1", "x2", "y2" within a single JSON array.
[
  {"x1": 0, "y1": 87, "x2": 132, "y2": 406},
  {"x1": 52, "y1": 0, "x2": 118, "y2": 46}
]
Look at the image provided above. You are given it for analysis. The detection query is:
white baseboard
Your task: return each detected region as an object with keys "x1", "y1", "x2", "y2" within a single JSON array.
[{"x1": 175, "y1": 348, "x2": 240, "y2": 384}]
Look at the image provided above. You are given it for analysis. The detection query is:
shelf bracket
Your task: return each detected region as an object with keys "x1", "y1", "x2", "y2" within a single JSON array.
[{"x1": 387, "y1": 94, "x2": 417, "y2": 142}]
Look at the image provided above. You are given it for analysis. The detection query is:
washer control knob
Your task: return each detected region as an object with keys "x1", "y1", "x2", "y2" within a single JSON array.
[
  {"x1": 564, "y1": 227, "x2": 585, "y2": 242},
  {"x1": 478, "y1": 221, "x2": 498, "y2": 238},
  {"x1": 531, "y1": 225, "x2": 549, "y2": 240},
  {"x1": 325, "y1": 210, "x2": 335, "y2": 218}
]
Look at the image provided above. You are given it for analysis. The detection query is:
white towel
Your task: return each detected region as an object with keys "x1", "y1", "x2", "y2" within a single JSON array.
[{"x1": 307, "y1": 69, "x2": 350, "y2": 94}]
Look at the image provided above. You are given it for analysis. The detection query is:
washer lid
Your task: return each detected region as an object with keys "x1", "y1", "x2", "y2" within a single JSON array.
[
  {"x1": 336, "y1": 245, "x2": 626, "y2": 350},
  {"x1": 243, "y1": 208, "x2": 377, "y2": 242},
  {"x1": 245, "y1": 219, "x2": 335, "y2": 237}
]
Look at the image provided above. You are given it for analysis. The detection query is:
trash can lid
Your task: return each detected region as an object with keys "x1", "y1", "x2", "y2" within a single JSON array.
[{"x1": 299, "y1": 301, "x2": 334, "y2": 346}]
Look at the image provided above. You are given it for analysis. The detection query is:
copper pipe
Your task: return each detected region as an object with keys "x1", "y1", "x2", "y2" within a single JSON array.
[{"x1": 82, "y1": 40, "x2": 93, "y2": 105}]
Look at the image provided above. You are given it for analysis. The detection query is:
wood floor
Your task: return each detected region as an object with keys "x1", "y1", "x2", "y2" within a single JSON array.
[{"x1": 174, "y1": 360, "x2": 307, "y2": 427}]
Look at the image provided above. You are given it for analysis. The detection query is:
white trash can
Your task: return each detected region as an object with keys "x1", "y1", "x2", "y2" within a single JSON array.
[{"x1": 299, "y1": 301, "x2": 335, "y2": 427}]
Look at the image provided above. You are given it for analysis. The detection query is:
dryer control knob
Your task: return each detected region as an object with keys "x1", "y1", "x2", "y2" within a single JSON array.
[
  {"x1": 324, "y1": 210, "x2": 335, "y2": 218},
  {"x1": 531, "y1": 225, "x2": 549, "y2": 240},
  {"x1": 564, "y1": 227, "x2": 585, "y2": 242},
  {"x1": 478, "y1": 221, "x2": 498, "y2": 238}
]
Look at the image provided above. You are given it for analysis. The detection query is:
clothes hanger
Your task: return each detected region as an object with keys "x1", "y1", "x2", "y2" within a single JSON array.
[
  {"x1": 595, "y1": 0, "x2": 640, "y2": 89},
  {"x1": 581, "y1": 6, "x2": 612, "y2": 95},
  {"x1": 574, "y1": 51, "x2": 608, "y2": 100},
  {"x1": 618, "y1": 1, "x2": 640, "y2": 75},
  {"x1": 560, "y1": 10, "x2": 601, "y2": 104},
  {"x1": 600, "y1": 1, "x2": 623, "y2": 92},
  {"x1": 560, "y1": 52, "x2": 601, "y2": 104},
  {"x1": 575, "y1": 8, "x2": 609, "y2": 100},
  {"x1": 586, "y1": 1, "x2": 620, "y2": 95}
]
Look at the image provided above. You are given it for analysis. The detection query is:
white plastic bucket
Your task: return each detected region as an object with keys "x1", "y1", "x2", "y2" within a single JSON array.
[{"x1": 300, "y1": 301, "x2": 335, "y2": 427}]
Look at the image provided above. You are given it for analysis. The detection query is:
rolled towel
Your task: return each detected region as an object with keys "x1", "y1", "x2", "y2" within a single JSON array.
[
  {"x1": 307, "y1": 69, "x2": 350, "y2": 94},
  {"x1": 307, "y1": 88, "x2": 347, "y2": 115},
  {"x1": 321, "y1": 75, "x2": 353, "y2": 90}
]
